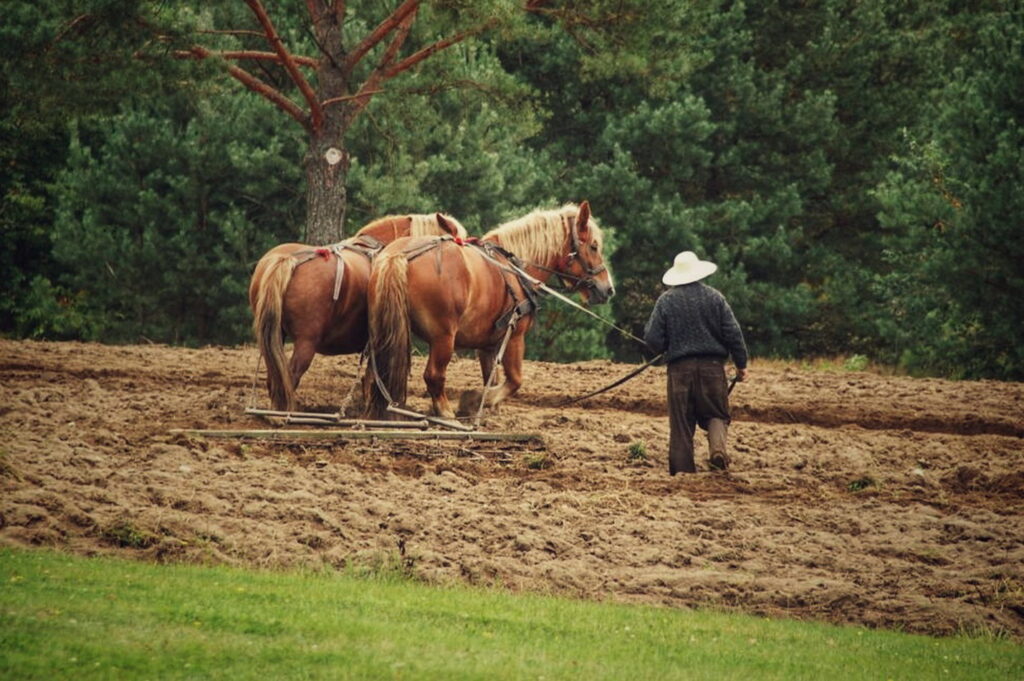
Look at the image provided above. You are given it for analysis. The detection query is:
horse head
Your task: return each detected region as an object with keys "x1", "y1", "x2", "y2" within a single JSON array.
[
  {"x1": 558, "y1": 201, "x2": 615, "y2": 305},
  {"x1": 434, "y1": 212, "x2": 468, "y2": 239}
]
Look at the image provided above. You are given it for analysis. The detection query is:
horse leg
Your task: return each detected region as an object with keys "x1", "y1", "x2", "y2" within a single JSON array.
[
  {"x1": 347, "y1": 358, "x2": 373, "y2": 417},
  {"x1": 483, "y1": 333, "x2": 526, "y2": 410},
  {"x1": 424, "y1": 335, "x2": 457, "y2": 419},
  {"x1": 479, "y1": 349, "x2": 500, "y2": 385},
  {"x1": 457, "y1": 349, "x2": 498, "y2": 417},
  {"x1": 287, "y1": 339, "x2": 317, "y2": 402}
]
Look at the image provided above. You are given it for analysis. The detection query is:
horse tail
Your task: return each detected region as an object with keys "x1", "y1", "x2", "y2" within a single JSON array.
[
  {"x1": 250, "y1": 252, "x2": 297, "y2": 411},
  {"x1": 367, "y1": 250, "x2": 411, "y2": 419}
]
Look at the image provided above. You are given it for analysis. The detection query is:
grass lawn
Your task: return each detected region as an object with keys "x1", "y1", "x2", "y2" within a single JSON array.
[{"x1": 1, "y1": 548, "x2": 1021, "y2": 680}]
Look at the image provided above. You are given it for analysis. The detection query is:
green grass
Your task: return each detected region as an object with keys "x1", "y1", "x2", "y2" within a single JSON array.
[
  {"x1": 1, "y1": 548, "x2": 1021, "y2": 680},
  {"x1": 627, "y1": 440, "x2": 649, "y2": 462},
  {"x1": 791, "y1": 354, "x2": 894, "y2": 375}
]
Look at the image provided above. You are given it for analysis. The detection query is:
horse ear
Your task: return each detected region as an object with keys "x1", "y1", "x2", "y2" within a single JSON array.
[
  {"x1": 574, "y1": 201, "x2": 592, "y2": 242},
  {"x1": 436, "y1": 213, "x2": 458, "y2": 237}
]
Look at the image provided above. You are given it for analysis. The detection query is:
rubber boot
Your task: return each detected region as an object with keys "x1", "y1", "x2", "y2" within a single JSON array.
[{"x1": 707, "y1": 418, "x2": 730, "y2": 471}]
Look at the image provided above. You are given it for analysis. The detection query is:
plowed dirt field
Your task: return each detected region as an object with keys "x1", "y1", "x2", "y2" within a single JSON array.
[{"x1": 2, "y1": 339, "x2": 1022, "y2": 639}]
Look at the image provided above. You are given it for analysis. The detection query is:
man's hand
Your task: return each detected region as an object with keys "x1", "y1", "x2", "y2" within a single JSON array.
[{"x1": 736, "y1": 367, "x2": 748, "y2": 382}]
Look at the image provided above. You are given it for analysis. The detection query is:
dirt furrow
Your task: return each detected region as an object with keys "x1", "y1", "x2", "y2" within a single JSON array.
[{"x1": 2, "y1": 339, "x2": 1022, "y2": 639}]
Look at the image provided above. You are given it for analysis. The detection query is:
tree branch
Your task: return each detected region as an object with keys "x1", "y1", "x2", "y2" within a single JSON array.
[
  {"x1": 305, "y1": 25, "x2": 341, "y2": 70},
  {"x1": 198, "y1": 28, "x2": 265, "y2": 38},
  {"x1": 378, "y1": 5, "x2": 416, "y2": 71},
  {"x1": 322, "y1": 89, "x2": 384, "y2": 108},
  {"x1": 245, "y1": 0, "x2": 324, "y2": 131},
  {"x1": 342, "y1": 0, "x2": 419, "y2": 74},
  {"x1": 53, "y1": 13, "x2": 95, "y2": 44},
  {"x1": 304, "y1": 0, "x2": 325, "y2": 24},
  {"x1": 174, "y1": 49, "x2": 318, "y2": 68},
  {"x1": 180, "y1": 46, "x2": 310, "y2": 131},
  {"x1": 343, "y1": 8, "x2": 415, "y2": 119},
  {"x1": 381, "y1": 19, "x2": 496, "y2": 80}
]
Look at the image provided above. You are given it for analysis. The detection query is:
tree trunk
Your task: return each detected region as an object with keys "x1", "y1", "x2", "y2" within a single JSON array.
[
  {"x1": 304, "y1": 10, "x2": 350, "y2": 246},
  {"x1": 304, "y1": 128, "x2": 349, "y2": 245}
]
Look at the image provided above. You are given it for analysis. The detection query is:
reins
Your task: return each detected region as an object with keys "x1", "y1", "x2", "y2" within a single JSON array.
[
  {"x1": 525, "y1": 259, "x2": 603, "y2": 294},
  {"x1": 501, "y1": 259, "x2": 673, "y2": 407},
  {"x1": 559, "y1": 352, "x2": 664, "y2": 407},
  {"x1": 560, "y1": 358, "x2": 741, "y2": 408},
  {"x1": 506, "y1": 260, "x2": 647, "y2": 347},
  {"x1": 506, "y1": 235, "x2": 748, "y2": 407}
]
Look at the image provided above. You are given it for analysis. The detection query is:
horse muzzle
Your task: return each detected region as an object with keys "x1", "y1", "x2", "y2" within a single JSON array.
[{"x1": 587, "y1": 281, "x2": 615, "y2": 306}]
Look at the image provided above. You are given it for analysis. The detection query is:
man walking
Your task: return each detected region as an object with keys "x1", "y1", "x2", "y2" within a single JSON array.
[{"x1": 644, "y1": 251, "x2": 748, "y2": 474}]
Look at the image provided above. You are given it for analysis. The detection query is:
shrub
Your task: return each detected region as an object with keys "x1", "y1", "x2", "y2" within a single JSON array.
[
  {"x1": 524, "y1": 453, "x2": 552, "y2": 470},
  {"x1": 847, "y1": 476, "x2": 876, "y2": 493},
  {"x1": 627, "y1": 441, "x2": 648, "y2": 462},
  {"x1": 101, "y1": 520, "x2": 156, "y2": 549},
  {"x1": 843, "y1": 354, "x2": 869, "y2": 372}
]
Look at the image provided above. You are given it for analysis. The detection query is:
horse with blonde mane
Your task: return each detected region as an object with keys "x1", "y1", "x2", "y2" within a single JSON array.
[
  {"x1": 249, "y1": 213, "x2": 467, "y2": 412},
  {"x1": 365, "y1": 201, "x2": 614, "y2": 420}
]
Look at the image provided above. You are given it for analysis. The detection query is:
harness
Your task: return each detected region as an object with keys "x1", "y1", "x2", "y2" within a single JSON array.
[
  {"x1": 474, "y1": 240, "x2": 542, "y2": 331},
  {"x1": 292, "y1": 234, "x2": 384, "y2": 301},
  {"x1": 401, "y1": 235, "x2": 541, "y2": 333}
]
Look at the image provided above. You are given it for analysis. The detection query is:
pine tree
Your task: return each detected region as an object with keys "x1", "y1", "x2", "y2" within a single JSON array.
[
  {"x1": 875, "y1": 8, "x2": 1024, "y2": 378},
  {"x1": 50, "y1": 92, "x2": 304, "y2": 344}
]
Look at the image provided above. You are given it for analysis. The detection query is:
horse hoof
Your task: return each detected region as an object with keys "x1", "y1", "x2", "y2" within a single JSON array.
[
  {"x1": 342, "y1": 395, "x2": 366, "y2": 418},
  {"x1": 456, "y1": 389, "x2": 485, "y2": 417},
  {"x1": 428, "y1": 404, "x2": 458, "y2": 420}
]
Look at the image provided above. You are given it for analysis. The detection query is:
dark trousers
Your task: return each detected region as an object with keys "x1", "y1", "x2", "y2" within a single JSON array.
[{"x1": 666, "y1": 358, "x2": 731, "y2": 474}]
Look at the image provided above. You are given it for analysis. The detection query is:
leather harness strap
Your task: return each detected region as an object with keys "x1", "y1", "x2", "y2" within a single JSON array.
[
  {"x1": 292, "y1": 234, "x2": 385, "y2": 302},
  {"x1": 401, "y1": 236, "x2": 540, "y2": 332},
  {"x1": 399, "y1": 234, "x2": 453, "y2": 263},
  {"x1": 468, "y1": 241, "x2": 540, "y2": 332}
]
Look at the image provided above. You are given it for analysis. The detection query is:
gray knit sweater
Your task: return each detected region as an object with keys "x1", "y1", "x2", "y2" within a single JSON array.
[{"x1": 643, "y1": 282, "x2": 748, "y2": 367}]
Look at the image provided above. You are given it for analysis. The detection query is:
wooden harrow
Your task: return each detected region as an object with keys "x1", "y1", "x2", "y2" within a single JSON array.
[{"x1": 171, "y1": 407, "x2": 542, "y2": 445}]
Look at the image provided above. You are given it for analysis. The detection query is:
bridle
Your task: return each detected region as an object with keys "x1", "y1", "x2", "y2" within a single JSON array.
[
  {"x1": 525, "y1": 216, "x2": 608, "y2": 294},
  {"x1": 528, "y1": 258, "x2": 605, "y2": 293}
]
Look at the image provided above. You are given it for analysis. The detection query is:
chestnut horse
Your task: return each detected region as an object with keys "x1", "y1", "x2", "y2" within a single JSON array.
[
  {"x1": 249, "y1": 213, "x2": 467, "y2": 411},
  {"x1": 366, "y1": 202, "x2": 614, "y2": 419}
]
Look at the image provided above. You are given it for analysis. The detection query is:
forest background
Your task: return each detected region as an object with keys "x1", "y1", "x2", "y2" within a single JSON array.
[{"x1": 2, "y1": 0, "x2": 1021, "y2": 380}]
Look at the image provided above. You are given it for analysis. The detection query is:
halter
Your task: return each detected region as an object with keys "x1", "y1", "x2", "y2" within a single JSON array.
[
  {"x1": 527, "y1": 215, "x2": 607, "y2": 293},
  {"x1": 526, "y1": 258, "x2": 604, "y2": 294}
]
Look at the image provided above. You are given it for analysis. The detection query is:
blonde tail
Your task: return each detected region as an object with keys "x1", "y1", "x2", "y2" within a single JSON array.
[
  {"x1": 250, "y1": 253, "x2": 297, "y2": 411},
  {"x1": 366, "y1": 251, "x2": 411, "y2": 419}
]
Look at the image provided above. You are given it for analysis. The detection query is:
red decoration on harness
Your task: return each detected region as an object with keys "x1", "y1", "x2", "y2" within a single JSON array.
[
  {"x1": 453, "y1": 236, "x2": 479, "y2": 246},
  {"x1": 315, "y1": 248, "x2": 331, "y2": 260}
]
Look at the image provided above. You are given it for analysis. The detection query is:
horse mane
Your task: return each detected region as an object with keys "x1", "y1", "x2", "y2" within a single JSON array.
[
  {"x1": 410, "y1": 213, "x2": 468, "y2": 238},
  {"x1": 483, "y1": 204, "x2": 602, "y2": 264}
]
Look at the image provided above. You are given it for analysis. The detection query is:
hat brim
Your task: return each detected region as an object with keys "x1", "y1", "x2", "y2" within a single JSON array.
[{"x1": 662, "y1": 261, "x2": 717, "y2": 286}]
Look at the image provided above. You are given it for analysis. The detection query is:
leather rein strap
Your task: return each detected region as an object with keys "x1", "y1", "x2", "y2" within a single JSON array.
[
  {"x1": 560, "y1": 356, "x2": 739, "y2": 407},
  {"x1": 559, "y1": 353, "x2": 664, "y2": 407}
]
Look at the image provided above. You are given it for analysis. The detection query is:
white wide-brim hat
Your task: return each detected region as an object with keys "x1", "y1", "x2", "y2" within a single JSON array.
[{"x1": 662, "y1": 251, "x2": 717, "y2": 286}]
